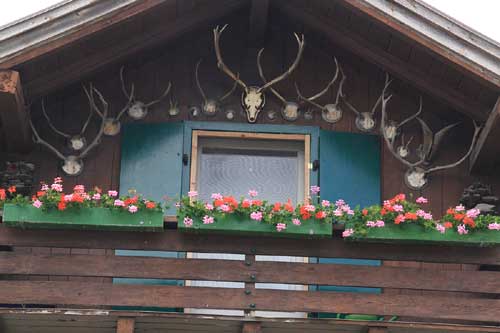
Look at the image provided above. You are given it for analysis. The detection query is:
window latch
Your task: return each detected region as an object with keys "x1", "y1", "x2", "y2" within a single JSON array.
[
  {"x1": 182, "y1": 154, "x2": 189, "y2": 166},
  {"x1": 312, "y1": 160, "x2": 320, "y2": 171}
]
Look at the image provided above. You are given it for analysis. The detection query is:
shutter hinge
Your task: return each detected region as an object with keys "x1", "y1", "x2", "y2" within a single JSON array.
[
  {"x1": 312, "y1": 160, "x2": 320, "y2": 171},
  {"x1": 182, "y1": 154, "x2": 189, "y2": 166}
]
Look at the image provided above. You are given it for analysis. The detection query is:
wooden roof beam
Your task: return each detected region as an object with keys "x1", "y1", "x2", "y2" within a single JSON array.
[
  {"x1": 469, "y1": 96, "x2": 500, "y2": 174},
  {"x1": 0, "y1": 70, "x2": 31, "y2": 152},
  {"x1": 276, "y1": 0, "x2": 489, "y2": 121},
  {"x1": 248, "y1": 0, "x2": 269, "y2": 48},
  {"x1": 24, "y1": 0, "x2": 247, "y2": 99}
]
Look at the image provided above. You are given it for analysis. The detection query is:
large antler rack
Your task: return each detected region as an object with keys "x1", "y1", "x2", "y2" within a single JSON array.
[
  {"x1": 30, "y1": 85, "x2": 109, "y2": 176},
  {"x1": 380, "y1": 75, "x2": 482, "y2": 190},
  {"x1": 343, "y1": 73, "x2": 393, "y2": 132},
  {"x1": 213, "y1": 24, "x2": 305, "y2": 123},
  {"x1": 296, "y1": 59, "x2": 347, "y2": 123},
  {"x1": 195, "y1": 58, "x2": 239, "y2": 116}
]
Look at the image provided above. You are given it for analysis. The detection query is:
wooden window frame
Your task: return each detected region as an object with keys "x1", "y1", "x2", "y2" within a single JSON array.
[{"x1": 189, "y1": 130, "x2": 311, "y2": 201}]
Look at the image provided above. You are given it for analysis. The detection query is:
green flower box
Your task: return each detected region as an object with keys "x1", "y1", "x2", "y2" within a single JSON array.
[
  {"x1": 177, "y1": 214, "x2": 332, "y2": 238},
  {"x1": 1, "y1": 203, "x2": 164, "y2": 232},
  {"x1": 344, "y1": 221, "x2": 500, "y2": 246}
]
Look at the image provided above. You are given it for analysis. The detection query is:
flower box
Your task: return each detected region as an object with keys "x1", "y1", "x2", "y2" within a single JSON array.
[
  {"x1": 2, "y1": 204, "x2": 164, "y2": 232},
  {"x1": 344, "y1": 221, "x2": 500, "y2": 246},
  {"x1": 177, "y1": 213, "x2": 332, "y2": 238}
]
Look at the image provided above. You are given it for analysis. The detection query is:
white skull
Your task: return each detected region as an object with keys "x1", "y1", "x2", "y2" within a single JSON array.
[
  {"x1": 168, "y1": 106, "x2": 180, "y2": 117},
  {"x1": 62, "y1": 156, "x2": 84, "y2": 176},
  {"x1": 103, "y1": 118, "x2": 121, "y2": 136},
  {"x1": 322, "y1": 104, "x2": 343, "y2": 123},
  {"x1": 405, "y1": 167, "x2": 427, "y2": 190},
  {"x1": 282, "y1": 102, "x2": 299, "y2": 121},
  {"x1": 356, "y1": 112, "x2": 376, "y2": 132},
  {"x1": 128, "y1": 101, "x2": 147, "y2": 120},
  {"x1": 242, "y1": 87, "x2": 265, "y2": 123},
  {"x1": 203, "y1": 100, "x2": 218, "y2": 116},
  {"x1": 69, "y1": 136, "x2": 86, "y2": 151},
  {"x1": 397, "y1": 145, "x2": 409, "y2": 158}
]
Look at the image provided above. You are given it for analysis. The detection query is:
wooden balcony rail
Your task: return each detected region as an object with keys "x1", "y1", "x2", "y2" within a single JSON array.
[{"x1": 0, "y1": 225, "x2": 499, "y2": 331}]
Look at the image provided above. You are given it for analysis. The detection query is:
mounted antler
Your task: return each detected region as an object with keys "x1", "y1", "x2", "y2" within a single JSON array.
[
  {"x1": 343, "y1": 73, "x2": 393, "y2": 132},
  {"x1": 382, "y1": 96, "x2": 422, "y2": 143},
  {"x1": 380, "y1": 81, "x2": 482, "y2": 190},
  {"x1": 258, "y1": 53, "x2": 339, "y2": 121},
  {"x1": 40, "y1": 94, "x2": 94, "y2": 151},
  {"x1": 214, "y1": 24, "x2": 305, "y2": 122},
  {"x1": 30, "y1": 85, "x2": 109, "y2": 176},
  {"x1": 296, "y1": 59, "x2": 346, "y2": 123},
  {"x1": 195, "y1": 59, "x2": 239, "y2": 116}
]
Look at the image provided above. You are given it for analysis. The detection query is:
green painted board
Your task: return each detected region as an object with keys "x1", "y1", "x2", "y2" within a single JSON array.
[
  {"x1": 178, "y1": 213, "x2": 331, "y2": 238},
  {"x1": 344, "y1": 222, "x2": 500, "y2": 246},
  {"x1": 2, "y1": 204, "x2": 163, "y2": 232}
]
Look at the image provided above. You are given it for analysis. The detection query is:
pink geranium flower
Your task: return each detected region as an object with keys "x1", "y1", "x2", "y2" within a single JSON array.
[
  {"x1": 114, "y1": 199, "x2": 125, "y2": 207},
  {"x1": 128, "y1": 205, "x2": 138, "y2": 213},
  {"x1": 310, "y1": 185, "x2": 320, "y2": 195},
  {"x1": 188, "y1": 191, "x2": 198, "y2": 198},
  {"x1": 455, "y1": 204, "x2": 465, "y2": 212},
  {"x1": 211, "y1": 193, "x2": 223, "y2": 200},
  {"x1": 276, "y1": 223, "x2": 286, "y2": 232},
  {"x1": 32, "y1": 200, "x2": 42, "y2": 208},
  {"x1": 220, "y1": 204, "x2": 231, "y2": 212},
  {"x1": 41, "y1": 184, "x2": 49, "y2": 191},
  {"x1": 436, "y1": 224, "x2": 446, "y2": 234},
  {"x1": 51, "y1": 183, "x2": 63, "y2": 192},
  {"x1": 375, "y1": 220, "x2": 385, "y2": 227},
  {"x1": 53, "y1": 177, "x2": 63, "y2": 184},
  {"x1": 342, "y1": 228, "x2": 354, "y2": 238},
  {"x1": 335, "y1": 199, "x2": 345, "y2": 207},
  {"x1": 250, "y1": 211, "x2": 263, "y2": 221},
  {"x1": 108, "y1": 190, "x2": 118, "y2": 197},
  {"x1": 321, "y1": 200, "x2": 331, "y2": 207},
  {"x1": 488, "y1": 223, "x2": 500, "y2": 230},
  {"x1": 393, "y1": 204, "x2": 404, "y2": 212},
  {"x1": 205, "y1": 203, "x2": 214, "y2": 211},
  {"x1": 416, "y1": 197, "x2": 428, "y2": 204},
  {"x1": 304, "y1": 204, "x2": 316, "y2": 212},
  {"x1": 202, "y1": 215, "x2": 214, "y2": 224},
  {"x1": 183, "y1": 217, "x2": 193, "y2": 227},
  {"x1": 73, "y1": 185, "x2": 85, "y2": 193},
  {"x1": 92, "y1": 193, "x2": 101, "y2": 200},
  {"x1": 457, "y1": 224, "x2": 468, "y2": 235},
  {"x1": 292, "y1": 218, "x2": 301, "y2": 226},
  {"x1": 248, "y1": 190, "x2": 258, "y2": 197},
  {"x1": 466, "y1": 208, "x2": 480, "y2": 219}
]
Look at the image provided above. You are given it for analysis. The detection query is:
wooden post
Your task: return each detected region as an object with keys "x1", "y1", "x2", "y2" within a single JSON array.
[
  {"x1": 242, "y1": 322, "x2": 262, "y2": 333},
  {"x1": 0, "y1": 70, "x2": 31, "y2": 152},
  {"x1": 116, "y1": 318, "x2": 135, "y2": 333},
  {"x1": 244, "y1": 253, "x2": 256, "y2": 317}
]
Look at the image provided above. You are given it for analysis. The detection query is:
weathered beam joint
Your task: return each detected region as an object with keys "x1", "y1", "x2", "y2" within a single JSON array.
[
  {"x1": 0, "y1": 70, "x2": 31, "y2": 152},
  {"x1": 470, "y1": 96, "x2": 500, "y2": 174},
  {"x1": 242, "y1": 322, "x2": 262, "y2": 333},
  {"x1": 117, "y1": 317, "x2": 135, "y2": 333}
]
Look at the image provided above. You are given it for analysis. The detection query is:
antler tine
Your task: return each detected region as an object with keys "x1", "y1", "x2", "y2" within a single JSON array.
[
  {"x1": 195, "y1": 59, "x2": 208, "y2": 102},
  {"x1": 219, "y1": 72, "x2": 239, "y2": 101},
  {"x1": 369, "y1": 73, "x2": 393, "y2": 115},
  {"x1": 258, "y1": 33, "x2": 305, "y2": 93},
  {"x1": 79, "y1": 88, "x2": 95, "y2": 135},
  {"x1": 295, "y1": 82, "x2": 323, "y2": 110},
  {"x1": 307, "y1": 57, "x2": 340, "y2": 101},
  {"x1": 120, "y1": 66, "x2": 134, "y2": 100},
  {"x1": 334, "y1": 64, "x2": 347, "y2": 105},
  {"x1": 41, "y1": 99, "x2": 71, "y2": 138},
  {"x1": 426, "y1": 120, "x2": 482, "y2": 174},
  {"x1": 28, "y1": 107, "x2": 66, "y2": 161},
  {"x1": 83, "y1": 84, "x2": 103, "y2": 118},
  {"x1": 79, "y1": 86, "x2": 108, "y2": 159},
  {"x1": 116, "y1": 84, "x2": 135, "y2": 121},
  {"x1": 145, "y1": 81, "x2": 171, "y2": 108},
  {"x1": 257, "y1": 48, "x2": 286, "y2": 104},
  {"x1": 381, "y1": 89, "x2": 425, "y2": 168},
  {"x1": 213, "y1": 25, "x2": 248, "y2": 91},
  {"x1": 398, "y1": 96, "x2": 423, "y2": 129}
]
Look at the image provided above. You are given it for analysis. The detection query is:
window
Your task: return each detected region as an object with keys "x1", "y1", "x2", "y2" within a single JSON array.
[{"x1": 190, "y1": 131, "x2": 310, "y2": 203}]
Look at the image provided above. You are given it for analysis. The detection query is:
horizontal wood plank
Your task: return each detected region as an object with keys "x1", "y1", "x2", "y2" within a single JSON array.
[
  {"x1": 0, "y1": 281, "x2": 498, "y2": 322},
  {"x1": 0, "y1": 253, "x2": 498, "y2": 294},
  {"x1": 0, "y1": 226, "x2": 499, "y2": 264}
]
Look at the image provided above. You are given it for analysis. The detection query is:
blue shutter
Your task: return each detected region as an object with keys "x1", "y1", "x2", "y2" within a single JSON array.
[
  {"x1": 317, "y1": 130, "x2": 381, "y2": 318},
  {"x1": 115, "y1": 122, "x2": 184, "y2": 312},
  {"x1": 119, "y1": 122, "x2": 184, "y2": 215}
]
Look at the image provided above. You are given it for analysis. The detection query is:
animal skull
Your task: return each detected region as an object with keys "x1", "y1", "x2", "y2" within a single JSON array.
[
  {"x1": 68, "y1": 136, "x2": 87, "y2": 151},
  {"x1": 62, "y1": 156, "x2": 84, "y2": 176},
  {"x1": 383, "y1": 121, "x2": 398, "y2": 141},
  {"x1": 282, "y1": 102, "x2": 299, "y2": 121},
  {"x1": 356, "y1": 112, "x2": 376, "y2": 132},
  {"x1": 397, "y1": 145, "x2": 410, "y2": 158},
  {"x1": 322, "y1": 104, "x2": 343, "y2": 123},
  {"x1": 103, "y1": 118, "x2": 121, "y2": 136},
  {"x1": 405, "y1": 167, "x2": 427, "y2": 190},
  {"x1": 202, "y1": 100, "x2": 219, "y2": 116},
  {"x1": 128, "y1": 101, "x2": 148, "y2": 120},
  {"x1": 242, "y1": 87, "x2": 265, "y2": 123}
]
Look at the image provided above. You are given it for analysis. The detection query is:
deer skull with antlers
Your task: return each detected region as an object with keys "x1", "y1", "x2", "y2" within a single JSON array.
[
  {"x1": 213, "y1": 25, "x2": 305, "y2": 123},
  {"x1": 296, "y1": 58, "x2": 346, "y2": 124},
  {"x1": 380, "y1": 77, "x2": 482, "y2": 190},
  {"x1": 343, "y1": 74, "x2": 392, "y2": 132},
  {"x1": 29, "y1": 85, "x2": 108, "y2": 176},
  {"x1": 195, "y1": 59, "x2": 239, "y2": 116}
]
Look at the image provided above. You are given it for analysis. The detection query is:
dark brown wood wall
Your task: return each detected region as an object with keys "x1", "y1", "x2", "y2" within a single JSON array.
[{"x1": 3, "y1": 11, "x2": 499, "y2": 218}]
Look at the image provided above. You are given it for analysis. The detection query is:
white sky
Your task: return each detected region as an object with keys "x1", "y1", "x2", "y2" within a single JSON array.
[{"x1": 0, "y1": 0, "x2": 498, "y2": 43}]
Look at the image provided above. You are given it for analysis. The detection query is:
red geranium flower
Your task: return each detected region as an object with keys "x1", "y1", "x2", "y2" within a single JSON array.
[
  {"x1": 362, "y1": 209, "x2": 368, "y2": 216},
  {"x1": 0, "y1": 189, "x2": 5, "y2": 200},
  {"x1": 58, "y1": 201, "x2": 67, "y2": 211},
  {"x1": 443, "y1": 222, "x2": 453, "y2": 229},
  {"x1": 146, "y1": 202, "x2": 156, "y2": 209},
  {"x1": 404, "y1": 212, "x2": 418, "y2": 220},
  {"x1": 273, "y1": 202, "x2": 282, "y2": 212},
  {"x1": 315, "y1": 211, "x2": 326, "y2": 219},
  {"x1": 7, "y1": 186, "x2": 16, "y2": 194}
]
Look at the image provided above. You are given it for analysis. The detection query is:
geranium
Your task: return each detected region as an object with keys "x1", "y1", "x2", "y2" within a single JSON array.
[
  {"x1": 416, "y1": 197, "x2": 428, "y2": 204},
  {"x1": 315, "y1": 211, "x2": 327, "y2": 219},
  {"x1": 188, "y1": 191, "x2": 198, "y2": 198},
  {"x1": 202, "y1": 215, "x2": 214, "y2": 224},
  {"x1": 276, "y1": 223, "x2": 286, "y2": 232},
  {"x1": 114, "y1": 200, "x2": 125, "y2": 207},
  {"x1": 211, "y1": 193, "x2": 223, "y2": 200},
  {"x1": 205, "y1": 203, "x2": 214, "y2": 211},
  {"x1": 250, "y1": 211, "x2": 263, "y2": 221},
  {"x1": 32, "y1": 199, "x2": 42, "y2": 208},
  {"x1": 292, "y1": 218, "x2": 301, "y2": 226},
  {"x1": 0, "y1": 189, "x2": 5, "y2": 200},
  {"x1": 342, "y1": 228, "x2": 354, "y2": 237},
  {"x1": 436, "y1": 224, "x2": 446, "y2": 234},
  {"x1": 128, "y1": 205, "x2": 138, "y2": 213},
  {"x1": 146, "y1": 201, "x2": 156, "y2": 209},
  {"x1": 7, "y1": 186, "x2": 16, "y2": 194},
  {"x1": 310, "y1": 185, "x2": 320, "y2": 195},
  {"x1": 73, "y1": 185, "x2": 85, "y2": 193},
  {"x1": 51, "y1": 183, "x2": 63, "y2": 192},
  {"x1": 248, "y1": 190, "x2": 258, "y2": 197},
  {"x1": 488, "y1": 223, "x2": 500, "y2": 230},
  {"x1": 92, "y1": 193, "x2": 101, "y2": 200},
  {"x1": 321, "y1": 200, "x2": 331, "y2": 207},
  {"x1": 457, "y1": 224, "x2": 468, "y2": 235},
  {"x1": 183, "y1": 217, "x2": 193, "y2": 227},
  {"x1": 108, "y1": 190, "x2": 118, "y2": 197}
]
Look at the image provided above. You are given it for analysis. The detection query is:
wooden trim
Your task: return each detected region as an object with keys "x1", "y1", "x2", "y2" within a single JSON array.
[
  {"x1": 1, "y1": 226, "x2": 499, "y2": 265},
  {"x1": 0, "y1": 281, "x2": 498, "y2": 322},
  {"x1": 116, "y1": 317, "x2": 135, "y2": 333},
  {"x1": 304, "y1": 134, "x2": 311, "y2": 200},
  {"x1": 193, "y1": 130, "x2": 308, "y2": 141},
  {"x1": 469, "y1": 96, "x2": 500, "y2": 173},
  {"x1": 242, "y1": 322, "x2": 262, "y2": 333},
  {"x1": 275, "y1": 0, "x2": 489, "y2": 120},
  {"x1": 189, "y1": 130, "x2": 199, "y2": 193},
  {"x1": 0, "y1": 253, "x2": 498, "y2": 293}
]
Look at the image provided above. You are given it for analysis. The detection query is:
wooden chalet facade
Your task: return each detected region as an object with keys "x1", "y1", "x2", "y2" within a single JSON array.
[{"x1": 0, "y1": 0, "x2": 499, "y2": 332}]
